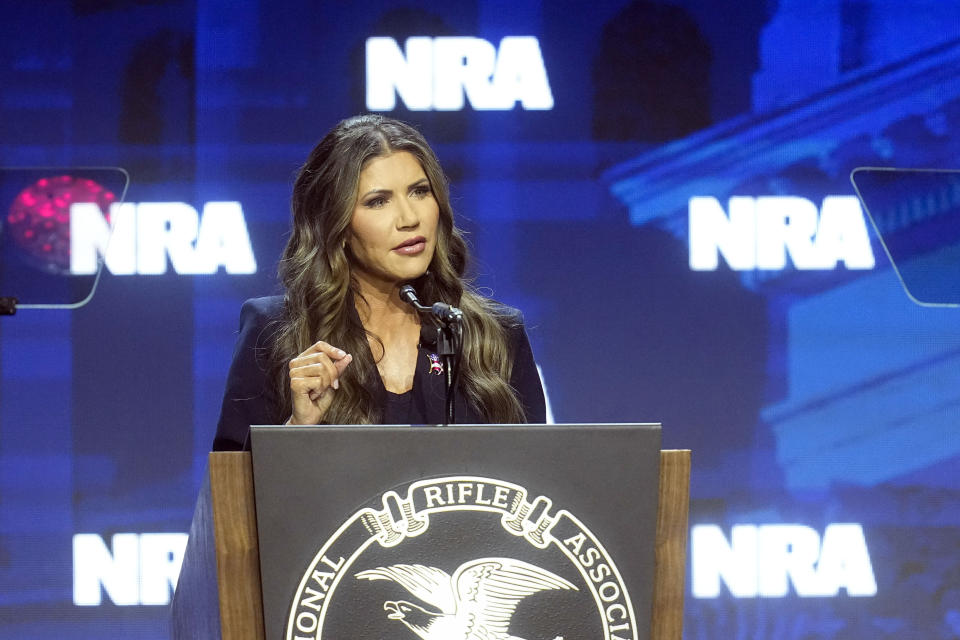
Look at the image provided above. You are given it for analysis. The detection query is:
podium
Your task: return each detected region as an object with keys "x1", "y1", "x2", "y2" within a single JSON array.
[{"x1": 172, "y1": 424, "x2": 689, "y2": 640}]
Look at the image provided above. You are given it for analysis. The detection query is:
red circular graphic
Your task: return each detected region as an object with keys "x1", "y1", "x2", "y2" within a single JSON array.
[{"x1": 6, "y1": 175, "x2": 116, "y2": 275}]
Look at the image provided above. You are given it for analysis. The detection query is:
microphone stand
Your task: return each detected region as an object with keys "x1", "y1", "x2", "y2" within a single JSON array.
[
  {"x1": 436, "y1": 316, "x2": 462, "y2": 426},
  {"x1": 399, "y1": 285, "x2": 464, "y2": 426}
]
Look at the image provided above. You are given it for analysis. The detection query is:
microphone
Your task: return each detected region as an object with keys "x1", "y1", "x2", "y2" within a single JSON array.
[
  {"x1": 398, "y1": 284, "x2": 463, "y2": 324},
  {"x1": 398, "y1": 284, "x2": 427, "y2": 311},
  {"x1": 431, "y1": 302, "x2": 463, "y2": 323},
  {"x1": 398, "y1": 283, "x2": 464, "y2": 426}
]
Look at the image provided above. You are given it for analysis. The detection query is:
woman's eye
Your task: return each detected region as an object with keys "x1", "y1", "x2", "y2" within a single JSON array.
[
  {"x1": 411, "y1": 185, "x2": 431, "y2": 198},
  {"x1": 365, "y1": 197, "x2": 386, "y2": 208}
]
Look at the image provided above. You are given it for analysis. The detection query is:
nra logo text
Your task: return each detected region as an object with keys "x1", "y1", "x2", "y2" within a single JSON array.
[
  {"x1": 689, "y1": 196, "x2": 876, "y2": 272},
  {"x1": 366, "y1": 36, "x2": 553, "y2": 112},
  {"x1": 70, "y1": 201, "x2": 257, "y2": 276}
]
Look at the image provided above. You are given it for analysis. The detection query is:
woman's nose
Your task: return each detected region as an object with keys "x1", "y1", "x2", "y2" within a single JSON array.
[{"x1": 396, "y1": 197, "x2": 420, "y2": 228}]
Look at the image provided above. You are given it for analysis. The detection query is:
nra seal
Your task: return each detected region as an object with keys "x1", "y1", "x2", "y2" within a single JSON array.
[{"x1": 285, "y1": 475, "x2": 638, "y2": 640}]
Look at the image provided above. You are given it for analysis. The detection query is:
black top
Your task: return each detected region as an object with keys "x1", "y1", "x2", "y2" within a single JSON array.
[
  {"x1": 212, "y1": 296, "x2": 547, "y2": 451},
  {"x1": 384, "y1": 390, "x2": 416, "y2": 424}
]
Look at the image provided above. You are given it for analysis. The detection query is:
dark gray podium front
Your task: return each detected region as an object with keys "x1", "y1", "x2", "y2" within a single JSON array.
[{"x1": 171, "y1": 424, "x2": 690, "y2": 640}]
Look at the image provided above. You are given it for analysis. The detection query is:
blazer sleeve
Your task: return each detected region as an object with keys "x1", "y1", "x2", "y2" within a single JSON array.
[
  {"x1": 507, "y1": 316, "x2": 547, "y2": 424},
  {"x1": 212, "y1": 297, "x2": 284, "y2": 451}
]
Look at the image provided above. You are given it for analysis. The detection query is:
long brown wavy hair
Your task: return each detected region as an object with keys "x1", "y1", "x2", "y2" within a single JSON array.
[{"x1": 269, "y1": 114, "x2": 526, "y2": 424}]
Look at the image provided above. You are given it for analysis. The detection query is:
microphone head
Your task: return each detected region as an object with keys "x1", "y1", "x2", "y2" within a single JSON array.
[
  {"x1": 398, "y1": 284, "x2": 419, "y2": 305},
  {"x1": 432, "y1": 302, "x2": 463, "y2": 322}
]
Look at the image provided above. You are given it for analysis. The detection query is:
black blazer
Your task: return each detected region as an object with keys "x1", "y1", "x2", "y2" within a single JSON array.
[{"x1": 212, "y1": 296, "x2": 547, "y2": 451}]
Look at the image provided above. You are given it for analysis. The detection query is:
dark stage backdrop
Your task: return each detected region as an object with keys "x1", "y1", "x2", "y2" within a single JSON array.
[{"x1": 2, "y1": 1, "x2": 960, "y2": 638}]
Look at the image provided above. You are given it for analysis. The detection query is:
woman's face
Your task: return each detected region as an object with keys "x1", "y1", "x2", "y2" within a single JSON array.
[{"x1": 346, "y1": 150, "x2": 440, "y2": 292}]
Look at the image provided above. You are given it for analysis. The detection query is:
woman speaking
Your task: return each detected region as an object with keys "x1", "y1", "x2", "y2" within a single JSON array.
[{"x1": 213, "y1": 115, "x2": 545, "y2": 450}]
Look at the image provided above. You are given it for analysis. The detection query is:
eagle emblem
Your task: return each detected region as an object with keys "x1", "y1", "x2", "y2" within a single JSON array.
[{"x1": 356, "y1": 557, "x2": 576, "y2": 640}]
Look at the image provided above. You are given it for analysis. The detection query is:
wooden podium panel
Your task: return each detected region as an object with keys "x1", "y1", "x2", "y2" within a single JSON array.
[
  {"x1": 651, "y1": 449, "x2": 691, "y2": 640},
  {"x1": 173, "y1": 443, "x2": 689, "y2": 640},
  {"x1": 171, "y1": 452, "x2": 265, "y2": 639}
]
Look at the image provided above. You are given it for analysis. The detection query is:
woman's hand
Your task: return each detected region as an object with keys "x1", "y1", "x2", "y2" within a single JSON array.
[{"x1": 288, "y1": 341, "x2": 353, "y2": 425}]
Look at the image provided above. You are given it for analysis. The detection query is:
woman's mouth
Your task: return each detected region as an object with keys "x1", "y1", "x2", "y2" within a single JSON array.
[{"x1": 392, "y1": 236, "x2": 427, "y2": 255}]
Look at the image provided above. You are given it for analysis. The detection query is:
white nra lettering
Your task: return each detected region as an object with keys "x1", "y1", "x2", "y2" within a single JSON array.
[
  {"x1": 423, "y1": 485, "x2": 444, "y2": 508},
  {"x1": 492, "y1": 485, "x2": 511, "y2": 509},
  {"x1": 72, "y1": 532, "x2": 188, "y2": 606},
  {"x1": 688, "y1": 196, "x2": 875, "y2": 271},
  {"x1": 562, "y1": 532, "x2": 632, "y2": 639},
  {"x1": 691, "y1": 523, "x2": 877, "y2": 599},
  {"x1": 299, "y1": 587, "x2": 326, "y2": 612},
  {"x1": 365, "y1": 36, "x2": 553, "y2": 111},
  {"x1": 70, "y1": 201, "x2": 257, "y2": 276},
  {"x1": 310, "y1": 555, "x2": 345, "y2": 591},
  {"x1": 293, "y1": 555, "x2": 344, "y2": 637},
  {"x1": 422, "y1": 481, "x2": 516, "y2": 509},
  {"x1": 475, "y1": 482, "x2": 492, "y2": 505}
]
